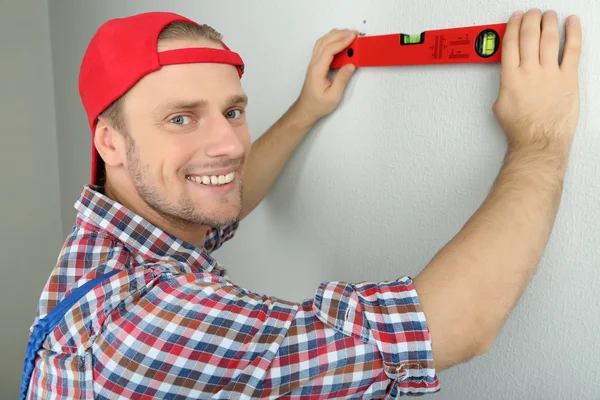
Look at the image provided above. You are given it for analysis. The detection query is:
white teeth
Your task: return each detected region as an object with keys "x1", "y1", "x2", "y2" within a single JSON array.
[{"x1": 188, "y1": 172, "x2": 236, "y2": 186}]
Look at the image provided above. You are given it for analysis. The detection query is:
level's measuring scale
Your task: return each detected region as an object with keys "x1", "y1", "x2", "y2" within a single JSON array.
[{"x1": 331, "y1": 23, "x2": 507, "y2": 68}]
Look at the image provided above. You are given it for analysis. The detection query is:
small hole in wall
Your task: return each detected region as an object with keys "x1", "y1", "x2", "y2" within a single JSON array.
[{"x1": 363, "y1": 20, "x2": 366, "y2": 24}]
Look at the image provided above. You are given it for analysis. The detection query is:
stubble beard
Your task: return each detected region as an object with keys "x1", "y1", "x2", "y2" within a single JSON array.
[{"x1": 125, "y1": 136, "x2": 243, "y2": 229}]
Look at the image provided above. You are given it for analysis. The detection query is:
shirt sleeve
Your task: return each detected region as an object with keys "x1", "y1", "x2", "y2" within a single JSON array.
[
  {"x1": 313, "y1": 277, "x2": 439, "y2": 395},
  {"x1": 91, "y1": 270, "x2": 440, "y2": 398},
  {"x1": 204, "y1": 219, "x2": 240, "y2": 253}
]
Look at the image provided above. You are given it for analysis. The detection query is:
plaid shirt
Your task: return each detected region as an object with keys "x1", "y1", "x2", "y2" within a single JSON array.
[{"x1": 25, "y1": 185, "x2": 440, "y2": 399}]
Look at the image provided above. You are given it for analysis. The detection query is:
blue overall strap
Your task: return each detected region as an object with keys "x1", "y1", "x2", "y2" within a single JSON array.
[{"x1": 20, "y1": 270, "x2": 119, "y2": 400}]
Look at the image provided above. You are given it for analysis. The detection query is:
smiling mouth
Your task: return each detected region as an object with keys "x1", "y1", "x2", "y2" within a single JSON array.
[{"x1": 186, "y1": 172, "x2": 235, "y2": 186}]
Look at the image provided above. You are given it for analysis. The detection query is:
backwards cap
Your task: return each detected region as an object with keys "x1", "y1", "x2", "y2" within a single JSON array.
[{"x1": 78, "y1": 11, "x2": 244, "y2": 185}]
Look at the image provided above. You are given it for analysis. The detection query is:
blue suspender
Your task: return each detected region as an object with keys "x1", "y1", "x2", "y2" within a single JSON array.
[{"x1": 20, "y1": 270, "x2": 119, "y2": 400}]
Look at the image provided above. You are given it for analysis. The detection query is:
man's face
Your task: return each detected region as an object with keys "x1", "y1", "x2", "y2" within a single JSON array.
[{"x1": 120, "y1": 37, "x2": 251, "y2": 228}]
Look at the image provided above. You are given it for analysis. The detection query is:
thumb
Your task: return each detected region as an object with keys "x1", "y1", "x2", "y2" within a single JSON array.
[{"x1": 329, "y1": 63, "x2": 356, "y2": 99}]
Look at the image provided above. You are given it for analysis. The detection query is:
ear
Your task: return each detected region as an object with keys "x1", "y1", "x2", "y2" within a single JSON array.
[{"x1": 94, "y1": 118, "x2": 126, "y2": 168}]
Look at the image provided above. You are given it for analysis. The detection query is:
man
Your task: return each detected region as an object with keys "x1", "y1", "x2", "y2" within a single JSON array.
[{"x1": 21, "y1": 8, "x2": 581, "y2": 399}]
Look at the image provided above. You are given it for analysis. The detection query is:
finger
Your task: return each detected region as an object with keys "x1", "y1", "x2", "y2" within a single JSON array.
[
  {"x1": 540, "y1": 10, "x2": 560, "y2": 67},
  {"x1": 519, "y1": 8, "x2": 543, "y2": 66},
  {"x1": 313, "y1": 31, "x2": 358, "y2": 77},
  {"x1": 313, "y1": 29, "x2": 338, "y2": 57},
  {"x1": 323, "y1": 32, "x2": 358, "y2": 57},
  {"x1": 501, "y1": 10, "x2": 524, "y2": 70},
  {"x1": 317, "y1": 29, "x2": 340, "y2": 48},
  {"x1": 317, "y1": 29, "x2": 354, "y2": 55},
  {"x1": 324, "y1": 28, "x2": 341, "y2": 38},
  {"x1": 561, "y1": 15, "x2": 582, "y2": 72},
  {"x1": 329, "y1": 63, "x2": 356, "y2": 98},
  {"x1": 314, "y1": 29, "x2": 346, "y2": 55}
]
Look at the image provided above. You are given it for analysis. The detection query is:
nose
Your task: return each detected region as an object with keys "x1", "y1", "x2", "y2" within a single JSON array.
[{"x1": 204, "y1": 114, "x2": 246, "y2": 160}]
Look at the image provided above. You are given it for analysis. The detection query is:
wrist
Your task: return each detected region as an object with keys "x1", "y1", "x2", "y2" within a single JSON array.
[
  {"x1": 288, "y1": 98, "x2": 320, "y2": 131},
  {"x1": 506, "y1": 138, "x2": 571, "y2": 173},
  {"x1": 501, "y1": 144, "x2": 568, "y2": 192}
]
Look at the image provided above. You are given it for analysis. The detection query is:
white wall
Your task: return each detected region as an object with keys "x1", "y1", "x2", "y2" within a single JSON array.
[
  {"x1": 47, "y1": 0, "x2": 600, "y2": 398},
  {"x1": 0, "y1": 0, "x2": 63, "y2": 397}
]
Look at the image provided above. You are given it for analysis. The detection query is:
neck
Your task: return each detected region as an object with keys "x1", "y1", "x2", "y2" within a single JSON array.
[{"x1": 104, "y1": 179, "x2": 208, "y2": 249}]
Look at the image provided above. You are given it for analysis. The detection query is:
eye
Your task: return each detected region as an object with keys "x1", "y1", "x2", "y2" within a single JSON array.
[
  {"x1": 170, "y1": 115, "x2": 192, "y2": 125},
  {"x1": 225, "y1": 109, "x2": 243, "y2": 119}
]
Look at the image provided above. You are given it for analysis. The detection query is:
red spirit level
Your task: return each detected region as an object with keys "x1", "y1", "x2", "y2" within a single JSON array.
[{"x1": 331, "y1": 23, "x2": 507, "y2": 68}]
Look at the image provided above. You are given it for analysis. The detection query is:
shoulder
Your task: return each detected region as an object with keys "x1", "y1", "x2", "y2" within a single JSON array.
[{"x1": 33, "y1": 222, "x2": 129, "y2": 323}]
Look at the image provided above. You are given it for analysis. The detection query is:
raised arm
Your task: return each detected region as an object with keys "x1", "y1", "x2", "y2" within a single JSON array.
[
  {"x1": 412, "y1": 9, "x2": 582, "y2": 371},
  {"x1": 240, "y1": 29, "x2": 359, "y2": 219}
]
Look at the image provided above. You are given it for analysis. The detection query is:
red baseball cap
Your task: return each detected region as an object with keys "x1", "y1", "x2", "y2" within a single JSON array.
[{"x1": 78, "y1": 11, "x2": 245, "y2": 185}]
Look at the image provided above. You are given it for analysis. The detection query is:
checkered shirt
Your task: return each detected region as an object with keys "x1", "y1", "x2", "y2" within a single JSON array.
[{"x1": 24, "y1": 185, "x2": 440, "y2": 399}]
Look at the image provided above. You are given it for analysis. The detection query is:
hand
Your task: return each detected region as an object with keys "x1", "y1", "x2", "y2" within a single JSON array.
[
  {"x1": 492, "y1": 9, "x2": 582, "y2": 156},
  {"x1": 294, "y1": 29, "x2": 359, "y2": 125}
]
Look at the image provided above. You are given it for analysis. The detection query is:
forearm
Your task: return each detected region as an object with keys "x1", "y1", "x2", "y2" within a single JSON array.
[
  {"x1": 237, "y1": 28, "x2": 357, "y2": 220},
  {"x1": 413, "y1": 144, "x2": 568, "y2": 371},
  {"x1": 240, "y1": 102, "x2": 316, "y2": 219}
]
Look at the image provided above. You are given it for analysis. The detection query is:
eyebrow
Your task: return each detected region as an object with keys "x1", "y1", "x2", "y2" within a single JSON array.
[{"x1": 152, "y1": 94, "x2": 248, "y2": 116}]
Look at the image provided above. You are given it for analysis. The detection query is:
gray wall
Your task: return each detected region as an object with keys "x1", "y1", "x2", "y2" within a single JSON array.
[
  {"x1": 0, "y1": 0, "x2": 64, "y2": 397},
  {"x1": 5, "y1": 0, "x2": 598, "y2": 398}
]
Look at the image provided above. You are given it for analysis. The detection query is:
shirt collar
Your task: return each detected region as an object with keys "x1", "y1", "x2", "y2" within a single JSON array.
[{"x1": 74, "y1": 184, "x2": 227, "y2": 277}]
